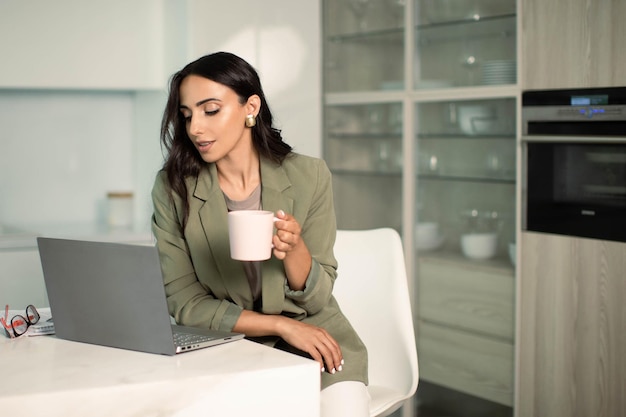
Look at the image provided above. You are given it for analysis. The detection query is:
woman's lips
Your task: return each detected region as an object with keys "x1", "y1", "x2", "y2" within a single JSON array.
[{"x1": 196, "y1": 140, "x2": 214, "y2": 151}]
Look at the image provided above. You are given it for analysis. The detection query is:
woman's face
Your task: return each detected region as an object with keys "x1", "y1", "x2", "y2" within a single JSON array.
[{"x1": 179, "y1": 75, "x2": 257, "y2": 163}]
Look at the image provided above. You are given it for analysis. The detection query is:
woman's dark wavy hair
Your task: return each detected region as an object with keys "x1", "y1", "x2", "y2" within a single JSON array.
[{"x1": 160, "y1": 52, "x2": 292, "y2": 226}]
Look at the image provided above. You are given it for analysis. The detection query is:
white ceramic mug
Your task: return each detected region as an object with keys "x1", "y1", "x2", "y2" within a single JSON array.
[{"x1": 227, "y1": 210, "x2": 275, "y2": 261}]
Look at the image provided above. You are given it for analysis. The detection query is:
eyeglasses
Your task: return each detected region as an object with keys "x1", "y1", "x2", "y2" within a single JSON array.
[{"x1": 1, "y1": 305, "x2": 40, "y2": 338}]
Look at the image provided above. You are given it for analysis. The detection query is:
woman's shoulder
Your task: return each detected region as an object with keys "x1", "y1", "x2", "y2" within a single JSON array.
[
  {"x1": 152, "y1": 169, "x2": 168, "y2": 193},
  {"x1": 281, "y1": 152, "x2": 330, "y2": 175}
]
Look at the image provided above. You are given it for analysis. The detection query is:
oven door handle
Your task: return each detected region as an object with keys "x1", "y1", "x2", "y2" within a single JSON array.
[{"x1": 522, "y1": 135, "x2": 626, "y2": 144}]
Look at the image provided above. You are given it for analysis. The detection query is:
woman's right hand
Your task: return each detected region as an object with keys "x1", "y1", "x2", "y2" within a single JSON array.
[
  {"x1": 276, "y1": 317, "x2": 344, "y2": 374},
  {"x1": 233, "y1": 310, "x2": 343, "y2": 374}
]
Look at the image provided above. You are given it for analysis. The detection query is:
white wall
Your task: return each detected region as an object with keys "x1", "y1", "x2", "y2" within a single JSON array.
[
  {"x1": 0, "y1": 1, "x2": 321, "y2": 233},
  {"x1": 184, "y1": 0, "x2": 322, "y2": 158},
  {"x1": 0, "y1": 90, "x2": 135, "y2": 226}
]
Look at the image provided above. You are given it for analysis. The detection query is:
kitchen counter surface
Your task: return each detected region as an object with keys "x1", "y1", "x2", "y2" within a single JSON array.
[
  {"x1": 0, "y1": 222, "x2": 153, "y2": 250},
  {"x1": 0, "y1": 336, "x2": 320, "y2": 417}
]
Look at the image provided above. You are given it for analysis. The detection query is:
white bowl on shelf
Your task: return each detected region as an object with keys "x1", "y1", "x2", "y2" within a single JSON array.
[
  {"x1": 415, "y1": 222, "x2": 444, "y2": 251},
  {"x1": 417, "y1": 234, "x2": 445, "y2": 251},
  {"x1": 460, "y1": 233, "x2": 497, "y2": 260}
]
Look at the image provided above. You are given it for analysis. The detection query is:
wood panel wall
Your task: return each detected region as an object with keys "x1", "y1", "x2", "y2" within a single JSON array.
[
  {"x1": 519, "y1": 1, "x2": 626, "y2": 415},
  {"x1": 521, "y1": 0, "x2": 626, "y2": 89},
  {"x1": 518, "y1": 233, "x2": 626, "y2": 417}
]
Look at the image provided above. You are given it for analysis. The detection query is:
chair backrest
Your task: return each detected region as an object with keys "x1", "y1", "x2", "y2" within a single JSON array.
[{"x1": 333, "y1": 228, "x2": 418, "y2": 416}]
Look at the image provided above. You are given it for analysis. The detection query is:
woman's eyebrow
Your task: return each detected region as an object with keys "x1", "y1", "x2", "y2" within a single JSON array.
[{"x1": 179, "y1": 97, "x2": 220, "y2": 110}]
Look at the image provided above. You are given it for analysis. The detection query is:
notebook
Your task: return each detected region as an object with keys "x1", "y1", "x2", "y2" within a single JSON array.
[{"x1": 36, "y1": 237, "x2": 244, "y2": 355}]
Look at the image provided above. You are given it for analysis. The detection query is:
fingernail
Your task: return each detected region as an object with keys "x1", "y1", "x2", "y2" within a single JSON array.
[
  {"x1": 278, "y1": 209, "x2": 285, "y2": 217},
  {"x1": 331, "y1": 368, "x2": 336, "y2": 374},
  {"x1": 321, "y1": 367, "x2": 325, "y2": 373},
  {"x1": 341, "y1": 359, "x2": 345, "y2": 365},
  {"x1": 338, "y1": 365, "x2": 343, "y2": 372}
]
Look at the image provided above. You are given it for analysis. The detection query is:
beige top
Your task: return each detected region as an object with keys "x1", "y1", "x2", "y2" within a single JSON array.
[{"x1": 223, "y1": 184, "x2": 263, "y2": 303}]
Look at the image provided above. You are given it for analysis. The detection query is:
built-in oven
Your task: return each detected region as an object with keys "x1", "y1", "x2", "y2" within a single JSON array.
[{"x1": 522, "y1": 86, "x2": 626, "y2": 243}]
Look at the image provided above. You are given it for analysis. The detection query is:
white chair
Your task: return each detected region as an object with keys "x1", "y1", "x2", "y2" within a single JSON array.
[{"x1": 333, "y1": 228, "x2": 419, "y2": 417}]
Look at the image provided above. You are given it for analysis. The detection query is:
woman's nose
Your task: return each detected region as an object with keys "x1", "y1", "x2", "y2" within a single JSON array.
[{"x1": 188, "y1": 114, "x2": 204, "y2": 135}]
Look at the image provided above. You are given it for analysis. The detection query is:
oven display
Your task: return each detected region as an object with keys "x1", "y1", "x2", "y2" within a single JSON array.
[{"x1": 571, "y1": 94, "x2": 608, "y2": 106}]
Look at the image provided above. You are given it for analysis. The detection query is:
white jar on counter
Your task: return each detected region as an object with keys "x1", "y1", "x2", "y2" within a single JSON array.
[{"x1": 107, "y1": 191, "x2": 133, "y2": 229}]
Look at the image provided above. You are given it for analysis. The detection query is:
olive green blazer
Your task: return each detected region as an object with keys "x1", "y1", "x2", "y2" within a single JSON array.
[{"x1": 151, "y1": 153, "x2": 367, "y2": 388}]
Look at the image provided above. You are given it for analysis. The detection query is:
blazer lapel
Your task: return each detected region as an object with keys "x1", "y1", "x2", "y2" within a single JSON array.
[
  {"x1": 259, "y1": 158, "x2": 294, "y2": 314},
  {"x1": 194, "y1": 165, "x2": 252, "y2": 308}
]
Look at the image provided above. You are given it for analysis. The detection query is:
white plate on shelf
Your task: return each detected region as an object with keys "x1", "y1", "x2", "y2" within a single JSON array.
[{"x1": 481, "y1": 60, "x2": 516, "y2": 85}]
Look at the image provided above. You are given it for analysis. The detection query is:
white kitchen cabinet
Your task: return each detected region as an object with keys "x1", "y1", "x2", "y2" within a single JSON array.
[
  {"x1": 0, "y1": 0, "x2": 165, "y2": 90},
  {"x1": 418, "y1": 256, "x2": 515, "y2": 406},
  {"x1": 322, "y1": 0, "x2": 518, "y2": 415},
  {"x1": 418, "y1": 321, "x2": 514, "y2": 406},
  {"x1": 418, "y1": 257, "x2": 515, "y2": 341}
]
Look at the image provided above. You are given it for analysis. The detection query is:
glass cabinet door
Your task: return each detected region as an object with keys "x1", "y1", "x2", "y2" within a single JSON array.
[
  {"x1": 414, "y1": 97, "x2": 516, "y2": 415},
  {"x1": 415, "y1": 98, "x2": 516, "y2": 250},
  {"x1": 323, "y1": 0, "x2": 405, "y2": 93},
  {"x1": 322, "y1": 1, "x2": 519, "y2": 415},
  {"x1": 324, "y1": 102, "x2": 403, "y2": 230},
  {"x1": 414, "y1": 0, "x2": 516, "y2": 89}
]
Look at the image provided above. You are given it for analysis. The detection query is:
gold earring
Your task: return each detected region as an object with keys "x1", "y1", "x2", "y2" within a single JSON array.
[{"x1": 245, "y1": 114, "x2": 256, "y2": 127}]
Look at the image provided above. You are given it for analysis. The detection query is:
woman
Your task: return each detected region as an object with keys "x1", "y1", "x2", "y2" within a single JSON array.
[{"x1": 151, "y1": 52, "x2": 369, "y2": 416}]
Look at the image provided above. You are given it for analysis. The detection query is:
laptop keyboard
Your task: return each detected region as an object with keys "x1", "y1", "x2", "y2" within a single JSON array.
[{"x1": 173, "y1": 331, "x2": 216, "y2": 347}]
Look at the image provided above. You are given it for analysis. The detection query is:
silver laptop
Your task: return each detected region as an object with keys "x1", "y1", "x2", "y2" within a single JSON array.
[{"x1": 37, "y1": 237, "x2": 244, "y2": 355}]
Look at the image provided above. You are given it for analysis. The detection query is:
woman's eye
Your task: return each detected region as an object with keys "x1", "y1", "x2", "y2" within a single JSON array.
[{"x1": 205, "y1": 109, "x2": 219, "y2": 116}]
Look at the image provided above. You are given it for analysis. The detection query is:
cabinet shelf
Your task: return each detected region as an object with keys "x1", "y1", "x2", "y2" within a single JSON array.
[
  {"x1": 418, "y1": 173, "x2": 515, "y2": 184},
  {"x1": 416, "y1": 13, "x2": 516, "y2": 45},
  {"x1": 328, "y1": 132, "x2": 402, "y2": 140},
  {"x1": 418, "y1": 250, "x2": 514, "y2": 275},
  {"x1": 331, "y1": 169, "x2": 402, "y2": 177},
  {"x1": 418, "y1": 133, "x2": 516, "y2": 140},
  {"x1": 330, "y1": 170, "x2": 516, "y2": 183},
  {"x1": 327, "y1": 13, "x2": 515, "y2": 44},
  {"x1": 327, "y1": 27, "x2": 403, "y2": 43},
  {"x1": 325, "y1": 85, "x2": 519, "y2": 105}
]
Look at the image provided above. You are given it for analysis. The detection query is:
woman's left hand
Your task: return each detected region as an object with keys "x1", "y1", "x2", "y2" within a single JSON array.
[{"x1": 272, "y1": 210, "x2": 303, "y2": 260}]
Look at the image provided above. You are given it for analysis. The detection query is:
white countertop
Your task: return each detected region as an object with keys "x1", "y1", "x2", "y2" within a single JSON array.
[
  {"x1": 0, "y1": 336, "x2": 320, "y2": 417},
  {"x1": 0, "y1": 222, "x2": 153, "y2": 250}
]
